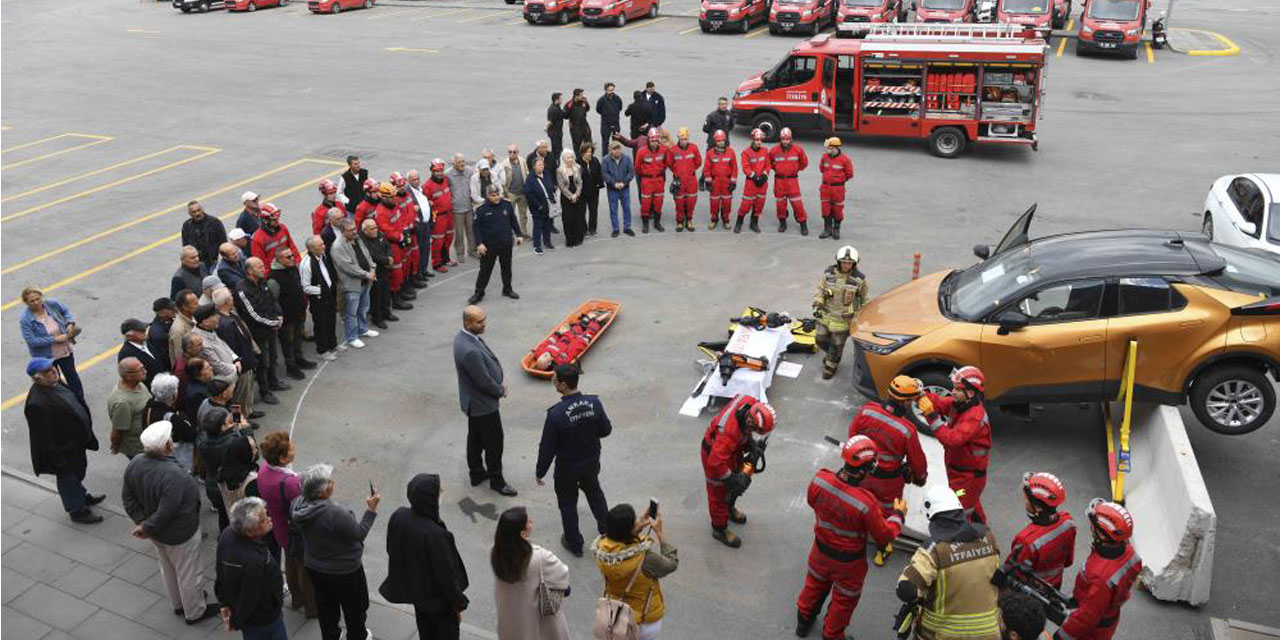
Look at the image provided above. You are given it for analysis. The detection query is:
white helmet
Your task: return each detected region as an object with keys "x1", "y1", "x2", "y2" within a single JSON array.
[
  {"x1": 922, "y1": 485, "x2": 963, "y2": 520},
  {"x1": 836, "y1": 245, "x2": 859, "y2": 263}
]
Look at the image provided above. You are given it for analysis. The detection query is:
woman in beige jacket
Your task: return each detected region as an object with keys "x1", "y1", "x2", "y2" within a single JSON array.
[
  {"x1": 492, "y1": 507, "x2": 572, "y2": 640},
  {"x1": 556, "y1": 150, "x2": 587, "y2": 248}
]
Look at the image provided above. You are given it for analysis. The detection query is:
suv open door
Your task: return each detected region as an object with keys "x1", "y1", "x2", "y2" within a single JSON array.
[{"x1": 974, "y1": 203, "x2": 1036, "y2": 260}]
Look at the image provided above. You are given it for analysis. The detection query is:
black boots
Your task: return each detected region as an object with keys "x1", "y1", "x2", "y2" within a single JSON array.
[
  {"x1": 796, "y1": 611, "x2": 816, "y2": 638},
  {"x1": 832, "y1": 221, "x2": 841, "y2": 240},
  {"x1": 734, "y1": 216, "x2": 744, "y2": 233},
  {"x1": 799, "y1": 221, "x2": 809, "y2": 236},
  {"x1": 712, "y1": 527, "x2": 742, "y2": 548},
  {"x1": 750, "y1": 217, "x2": 761, "y2": 233},
  {"x1": 685, "y1": 219, "x2": 695, "y2": 232},
  {"x1": 778, "y1": 219, "x2": 787, "y2": 233},
  {"x1": 819, "y1": 218, "x2": 833, "y2": 239},
  {"x1": 643, "y1": 218, "x2": 650, "y2": 233},
  {"x1": 653, "y1": 214, "x2": 665, "y2": 232}
]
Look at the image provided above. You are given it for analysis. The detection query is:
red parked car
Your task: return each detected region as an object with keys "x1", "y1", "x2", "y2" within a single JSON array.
[
  {"x1": 525, "y1": 0, "x2": 582, "y2": 24},
  {"x1": 226, "y1": 0, "x2": 286, "y2": 10},
  {"x1": 698, "y1": 0, "x2": 766, "y2": 33},
  {"x1": 309, "y1": 0, "x2": 374, "y2": 13},
  {"x1": 581, "y1": 0, "x2": 659, "y2": 27}
]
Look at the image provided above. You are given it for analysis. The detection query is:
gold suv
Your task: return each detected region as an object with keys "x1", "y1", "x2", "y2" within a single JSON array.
[{"x1": 851, "y1": 208, "x2": 1280, "y2": 435}]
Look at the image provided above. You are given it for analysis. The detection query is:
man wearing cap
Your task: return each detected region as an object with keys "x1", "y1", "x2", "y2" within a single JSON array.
[
  {"x1": 108, "y1": 357, "x2": 152, "y2": 459},
  {"x1": 123, "y1": 421, "x2": 220, "y2": 626},
  {"x1": 535, "y1": 363, "x2": 612, "y2": 557},
  {"x1": 230, "y1": 227, "x2": 251, "y2": 252},
  {"x1": 181, "y1": 199, "x2": 227, "y2": 269},
  {"x1": 198, "y1": 274, "x2": 225, "y2": 306},
  {"x1": 119, "y1": 318, "x2": 165, "y2": 387},
  {"x1": 149, "y1": 297, "x2": 177, "y2": 370},
  {"x1": 237, "y1": 191, "x2": 262, "y2": 237},
  {"x1": 25, "y1": 357, "x2": 105, "y2": 524},
  {"x1": 171, "y1": 245, "x2": 210, "y2": 300}
]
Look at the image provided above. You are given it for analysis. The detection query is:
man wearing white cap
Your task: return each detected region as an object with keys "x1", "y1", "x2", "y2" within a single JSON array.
[
  {"x1": 123, "y1": 421, "x2": 220, "y2": 625},
  {"x1": 236, "y1": 191, "x2": 262, "y2": 237}
]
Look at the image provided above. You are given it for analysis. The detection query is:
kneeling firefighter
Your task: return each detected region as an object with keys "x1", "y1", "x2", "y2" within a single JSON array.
[
  {"x1": 896, "y1": 485, "x2": 1002, "y2": 640},
  {"x1": 700, "y1": 394, "x2": 776, "y2": 548},
  {"x1": 813, "y1": 246, "x2": 868, "y2": 380},
  {"x1": 795, "y1": 435, "x2": 905, "y2": 640}
]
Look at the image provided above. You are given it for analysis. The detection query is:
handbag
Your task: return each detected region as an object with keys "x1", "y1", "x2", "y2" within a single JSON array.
[
  {"x1": 279, "y1": 476, "x2": 305, "y2": 559},
  {"x1": 592, "y1": 553, "x2": 652, "y2": 640},
  {"x1": 535, "y1": 553, "x2": 567, "y2": 617}
]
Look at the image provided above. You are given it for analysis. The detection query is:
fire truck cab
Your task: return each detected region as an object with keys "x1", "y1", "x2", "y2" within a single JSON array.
[
  {"x1": 1076, "y1": 0, "x2": 1151, "y2": 59},
  {"x1": 837, "y1": 0, "x2": 905, "y2": 25},
  {"x1": 731, "y1": 23, "x2": 1047, "y2": 158}
]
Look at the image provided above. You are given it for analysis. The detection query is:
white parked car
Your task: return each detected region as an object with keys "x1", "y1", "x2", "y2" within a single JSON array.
[{"x1": 1202, "y1": 173, "x2": 1280, "y2": 256}]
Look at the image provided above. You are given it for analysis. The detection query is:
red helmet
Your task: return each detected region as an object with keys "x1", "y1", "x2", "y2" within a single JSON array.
[
  {"x1": 841, "y1": 435, "x2": 877, "y2": 470},
  {"x1": 1087, "y1": 498, "x2": 1134, "y2": 542},
  {"x1": 430, "y1": 158, "x2": 446, "y2": 172},
  {"x1": 362, "y1": 178, "x2": 379, "y2": 194},
  {"x1": 258, "y1": 202, "x2": 281, "y2": 221},
  {"x1": 713, "y1": 130, "x2": 727, "y2": 143},
  {"x1": 751, "y1": 128, "x2": 764, "y2": 141},
  {"x1": 1022, "y1": 472, "x2": 1066, "y2": 508},
  {"x1": 950, "y1": 365, "x2": 986, "y2": 395},
  {"x1": 318, "y1": 179, "x2": 338, "y2": 196},
  {"x1": 780, "y1": 127, "x2": 793, "y2": 141},
  {"x1": 647, "y1": 128, "x2": 661, "y2": 141},
  {"x1": 746, "y1": 401, "x2": 776, "y2": 434},
  {"x1": 389, "y1": 172, "x2": 406, "y2": 188}
]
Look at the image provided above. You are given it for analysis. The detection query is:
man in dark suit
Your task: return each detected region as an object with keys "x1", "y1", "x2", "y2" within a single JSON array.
[
  {"x1": 453, "y1": 305, "x2": 517, "y2": 497},
  {"x1": 148, "y1": 298, "x2": 177, "y2": 373},
  {"x1": 24, "y1": 357, "x2": 105, "y2": 524},
  {"x1": 119, "y1": 318, "x2": 165, "y2": 387}
]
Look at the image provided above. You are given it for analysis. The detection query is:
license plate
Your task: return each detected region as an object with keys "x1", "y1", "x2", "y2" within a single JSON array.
[
  {"x1": 711, "y1": 19, "x2": 722, "y2": 27},
  {"x1": 1099, "y1": 42, "x2": 1116, "y2": 48}
]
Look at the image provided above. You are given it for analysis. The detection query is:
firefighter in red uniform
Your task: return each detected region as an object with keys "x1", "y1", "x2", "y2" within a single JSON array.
[
  {"x1": 388, "y1": 172, "x2": 426, "y2": 293},
  {"x1": 847, "y1": 375, "x2": 928, "y2": 567},
  {"x1": 1003, "y1": 472, "x2": 1075, "y2": 591},
  {"x1": 373, "y1": 182, "x2": 414, "y2": 311},
  {"x1": 250, "y1": 203, "x2": 300, "y2": 266},
  {"x1": 636, "y1": 128, "x2": 668, "y2": 234},
  {"x1": 702, "y1": 130, "x2": 737, "y2": 231},
  {"x1": 354, "y1": 178, "x2": 380, "y2": 227},
  {"x1": 666, "y1": 127, "x2": 702, "y2": 233},
  {"x1": 817, "y1": 137, "x2": 854, "y2": 241},
  {"x1": 423, "y1": 159, "x2": 455, "y2": 272},
  {"x1": 736, "y1": 128, "x2": 770, "y2": 234},
  {"x1": 1054, "y1": 500, "x2": 1142, "y2": 640},
  {"x1": 700, "y1": 394, "x2": 776, "y2": 548},
  {"x1": 795, "y1": 435, "x2": 905, "y2": 640},
  {"x1": 769, "y1": 127, "x2": 810, "y2": 235},
  {"x1": 920, "y1": 365, "x2": 992, "y2": 524},
  {"x1": 313, "y1": 179, "x2": 341, "y2": 235}
]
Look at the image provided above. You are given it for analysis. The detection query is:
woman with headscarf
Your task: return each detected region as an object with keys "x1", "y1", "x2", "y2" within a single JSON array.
[{"x1": 380, "y1": 474, "x2": 470, "y2": 640}]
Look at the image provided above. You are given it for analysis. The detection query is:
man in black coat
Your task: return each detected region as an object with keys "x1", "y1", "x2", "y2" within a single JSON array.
[
  {"x1": 566, "y1": 88, "x2": 593, "y2": 158},
  {"x1": 148, "y1": 298, "x2": 177, "y2": 371},
  {"x1": 360, "y1": 219, "x2": 395, "y2": 328},
  {"x1": 24, "y1": 357, "x2": 105, "y2": 524},
  {"x1": 596, "y1": 82, "x2": 624, "y2": 154},
  {"x1": 235, "y1": 257, "x2": 289, "y2": 395},
  {"x1": 546, "y1": 92, "x2": 566, "y2": 161},
  {"x1": 626, "y1": 90, "x2": 653, "y2": 139},
  {"x1": 181, "y1": 200, "x2": 228, "y2": 269},
  {"x1": 469, "y1": 187, "x2": 523, "y2": 305},
  {"x1": 703, "y1": 96, "x2": 736, "y2": 148},
  {"x1": 119, "y1": 318, "x2": 166, "y2": 387},
  {"x1": 380, "y1": 474, "x2": 469, "y2": 640},
  {"x1": 267, "y1": 247, "x2": 314, "y2": 381},
  {"x1": 339, "y1": 155, "x2": 369, "y2": 215},
  {"x1": 535, "y1": 364, "x2": 613, "y2": 557},
  {"x1": 216, "y1": 497, "x2": 286, "y2": 638}
]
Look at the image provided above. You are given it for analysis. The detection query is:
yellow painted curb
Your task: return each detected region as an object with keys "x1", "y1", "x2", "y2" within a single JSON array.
[{"x1": 1174, "y1": 28, "x2": 1240, "y2": 56}]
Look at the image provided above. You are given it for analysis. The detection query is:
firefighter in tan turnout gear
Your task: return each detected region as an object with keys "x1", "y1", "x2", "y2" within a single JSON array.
[{"x1": 813, "y1": 245, "x2": 868, "y2": 380}]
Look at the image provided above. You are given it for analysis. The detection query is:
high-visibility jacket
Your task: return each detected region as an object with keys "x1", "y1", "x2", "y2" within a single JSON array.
[
  {"x1": 814, "y1": 265, "x2": 869, "y2": 333},
  {"x1": 901, "y1": 530, "x2": 1002, "y2": 640},
  {"x1": 1003, "y1": 512, "x2": 1077, "y2": 589}
]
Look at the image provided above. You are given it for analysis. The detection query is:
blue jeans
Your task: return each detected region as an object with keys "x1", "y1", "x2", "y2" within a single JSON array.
[
  {"x1": 343, "y1": 285, "x2": 370, "y2": 343},
  {"x1": 607, "y1": 187, "x2": 632, "y2": 231},
  {"x1": 56, "y1": 469, "x2": 87, "y2": 513},
  {"x1": 532, "y1": 215, "x2": 553, "y2": 251},
  {"x1": 241, "y1": 614, "x2": 287, "y2": 640}
]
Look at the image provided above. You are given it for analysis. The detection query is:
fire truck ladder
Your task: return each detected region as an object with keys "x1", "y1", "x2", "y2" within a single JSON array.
[{"x1": 848, "y1": 22, "x2": 1033, "y2": 41}]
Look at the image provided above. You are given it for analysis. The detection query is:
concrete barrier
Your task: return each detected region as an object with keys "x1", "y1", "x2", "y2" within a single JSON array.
[{"x1": 1120, "y1": 401, "x2": 1216, "y2": 606}]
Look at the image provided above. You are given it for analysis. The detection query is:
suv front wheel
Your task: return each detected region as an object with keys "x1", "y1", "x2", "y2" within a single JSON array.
[{"x1": 1190, "y1": 365, "x2": 1276, "y2": 435}]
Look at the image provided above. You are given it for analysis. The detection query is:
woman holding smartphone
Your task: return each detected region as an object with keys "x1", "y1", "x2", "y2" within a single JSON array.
[{"x1": 591, "y1": 503, "x2": 679, "y2": 640}]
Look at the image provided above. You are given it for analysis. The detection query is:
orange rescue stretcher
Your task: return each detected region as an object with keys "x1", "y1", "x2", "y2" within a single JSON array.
[{"x1": 521, "y1": 299, "x2": 622, "y2": 379}]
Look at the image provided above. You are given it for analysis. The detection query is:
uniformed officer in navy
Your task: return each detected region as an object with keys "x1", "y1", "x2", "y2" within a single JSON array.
[{"x1": 535, "y1": 363, "x2": 613, "y2": 557}]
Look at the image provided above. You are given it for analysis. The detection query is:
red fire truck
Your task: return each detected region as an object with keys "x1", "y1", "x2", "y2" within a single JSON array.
[{"x1": 731, "y1": 23, "x2": 1047, "y2": 158}]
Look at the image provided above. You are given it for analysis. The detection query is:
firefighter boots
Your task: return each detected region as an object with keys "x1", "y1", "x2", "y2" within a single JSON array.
[
  {"x1": 873, "y1": 542, "x2": 894, "y2": 567},
  {"x1": 722, "y1": 217, "x2": 731, "y2": 230},
  {"x1": 710, "y1": 219, "x2": 719, "y2": 231},
  {"x1": 750, "y1": 217, "x2": 761, "y2": 233},
  {"x1": 712, "y1": 527, "x2": 742, "y2": 549},
  {"x1": 832, "y1": 221, "x2": 841, "y2": 240},
  {"x1": 796, "y1": 611, "x2": 817, "y2": 638},
  {"x1": 676, "y1": 223, "x2": 684, "y2": 233},
  {"x1": 800, "y1": 221, "x2": 809, "y2": 236},
  {"x1": 653, "y1": 214, "x2": 665, "y2": 232},
  {"x1": 730, "y1": 508, "x2": 748, "y2": 524},
  {"x1": 686, "y1": 220, "x2": 695, "y2": 232},
  {"x1": 643, "y1": 218, "x2": 650, "y2": 233},
  {"x1": 779, "y1": 219, "x2": 788, "y2": 233},
  {"x1": 734, "y1": 216, "x2": 744, "y2": 233},
  {"x1": 819, "y1": 218, "x2": 833, "y2": 239}
]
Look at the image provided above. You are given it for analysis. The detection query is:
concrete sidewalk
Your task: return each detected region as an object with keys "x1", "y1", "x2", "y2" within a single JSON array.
[{"x1": 1, "y1": 470, "x2": 492, "y2": 640}]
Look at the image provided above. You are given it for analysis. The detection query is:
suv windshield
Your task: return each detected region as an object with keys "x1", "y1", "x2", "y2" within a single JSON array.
[
  {"x1": 1003, "y1": 0, "x2": 1048, "y2": 12},
  {"x1": 1087, "y1": 0, "x2": 1139, "y2": 20},
  {"x1": 948, "y1": 246, "x2": 1043, "y2": 320},
  {"x1": 922, "y1": 0, "x2": 966, "y2": 9},
  {"x1": 1207, "y1": 245, "x2": 1280, "y2": 297},
  {"x1": 1270, "y1": 203, "x2": 1280, "y2": 245}
]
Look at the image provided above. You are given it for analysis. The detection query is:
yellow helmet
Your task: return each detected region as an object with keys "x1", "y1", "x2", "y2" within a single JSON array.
[
  {"x1": 677, "y1": 127, "x2": 690, "y2": 140},
  {"x1": 378, "y1": 182, "x2": 396, "y2": 197},
  {"x1": 888, "y1": 375, "x2": 923, "y2": 401},
  {"x1": 825, "y1": 137, "x2": 842, "y2": 148}
]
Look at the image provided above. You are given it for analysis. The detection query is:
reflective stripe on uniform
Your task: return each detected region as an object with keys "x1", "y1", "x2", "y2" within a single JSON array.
[
  {"x1": 812, "y1": 477, "x2": 869, "y2": 514},
  {"x1": 972, "y1": 447, "x2": 989, "y2": 457},
  {"x1": 832, "y1": 582, "x2": 862, "y2": 598},
  {"x1": 921, "y1": 608, "x2": 1001, "y2": 636},
  {"x1": 1030, "y1": 519, "x2": 1075, "y2": 552},
  {"x1": 861, "y1": 408, "x2": 911, "y2": 438},
  {"x1": 1107, "y1": 554, "x2": 1141, "y2": 587},
  {"x1": 816, "y1": 517, "x2": 865, "y2": 539}
]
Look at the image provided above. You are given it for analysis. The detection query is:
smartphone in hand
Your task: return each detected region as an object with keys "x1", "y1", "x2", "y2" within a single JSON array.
[
  {"x1": 647, "y1": 498, "x2": 659, "y2": 520},
  {"x1": 370, "y1": 480, "x2": 376, "y2": 497},
  {"x1": 231, "y1": 404, "x2": 242, "y2": 424}
]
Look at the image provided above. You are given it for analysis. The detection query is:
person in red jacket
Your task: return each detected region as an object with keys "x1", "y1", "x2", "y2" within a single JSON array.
[
  {"x1": 700, "y1": 394, "x2": 776, "y2": 548},
  {"x1": 636, "y1": 128, "x2": 668, "y2": 234},
  {"x1": 702, "y1": 130, "x2": 738, "y2": 231},
  {"x1": 736, "y1": 128, "x2": 770, "y2": 234},
  {"x1": 769, "y1": 127, "x2": 809, "y2": 235},
  {"x1": 423, "y1": 159, "x2": 455, "y2": 272},
  {"x1": 388, "y1": 172, "x2": 426, "y2": 293},
  {"x1": 373, "y1": 182, "x2": 415, "y2": 311},
  {"x1": 920, "y1": 365, "x2": 992, "y2": 524},
  {"x1": 1003, "y1": 472, "x2": 1075, "y2": 590},
  {"x1": 312, "y1": 179, "x2": 341, "y2": 235},
  {"x1": 666, "y1": 128, "x2": 702, "y2": 233},
  {"x1": 847, "y1": 375, "x2": 928, "y2": 567},
  {"x1": 795, "y1": 435, "x2": 904, "y2": 640},
  {"x1": 249, "y1": 203, "x2": 299, "y2": 267},
  {"x1": 817, "y1": 137, "x2": 855, "y2": 241},
  {"x1": 354, "y1": 178, "x2": 380, "y2": 227},
  {"x1": 1054, "y1": 500, "x2": 1142, "y2": 640}
]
